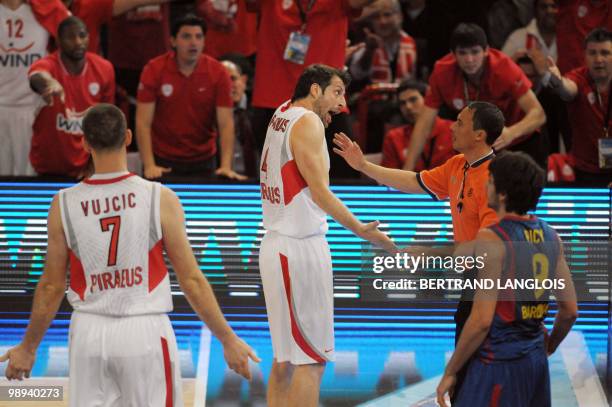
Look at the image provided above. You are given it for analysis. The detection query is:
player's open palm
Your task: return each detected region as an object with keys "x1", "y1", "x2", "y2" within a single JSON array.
[
  {"x1": 359, "y1": 221, "x2": 397, "y2": 254},
  {"x1": 0, "y1": 344, "x2": 35, "y2": 380},
  {"x1": 222, "y1": 335, "x2": 261, "y2": 380},
  {"x1": 333, "y1": 132, "x2": 366, "y2": 171}
]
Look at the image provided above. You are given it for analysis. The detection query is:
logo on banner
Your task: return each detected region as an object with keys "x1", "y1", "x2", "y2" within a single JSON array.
[
  {"x1": 161, "y1": 83, "x2": 173, "y2": 97},
  {"x1": 89, "y1": 82, "x2": 100, "y2": 96}
]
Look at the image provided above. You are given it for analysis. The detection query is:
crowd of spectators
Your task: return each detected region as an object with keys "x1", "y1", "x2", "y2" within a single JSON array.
[{"x1": 0, "y1": 0, "x2": 610, "y2": 186}]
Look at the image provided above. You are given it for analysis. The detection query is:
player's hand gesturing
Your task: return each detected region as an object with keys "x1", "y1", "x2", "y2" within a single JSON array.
[
  {"x1": 222, "y1": 334, "x2": 261, "y2": 380},
  {"x1": 436, "y1": 373, "x2": 456, "y2": 407},
  {"x1": 333, "y1": 132, "x2": 367, "y2": 171},
  {"x1": 0, "y1": 344, "x2": 36, "y2": 380},
  {"x1": 358, "y1": 220, "x2": 397, "y2": 254},
  {"x1": 41, "y1": 78, "x2": 65, "y2": 106}
]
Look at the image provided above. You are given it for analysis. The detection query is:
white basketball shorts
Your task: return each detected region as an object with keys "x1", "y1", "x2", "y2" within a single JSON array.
[
  {"x1": 69, "y1": 311, "x2": 183, "y2": 407},
  {"x1": 0, "y1": 106, "x2": 35, "y2": 176},
  {"x1": 259, "y1": 231, "x2": 335, "y2": 365}
]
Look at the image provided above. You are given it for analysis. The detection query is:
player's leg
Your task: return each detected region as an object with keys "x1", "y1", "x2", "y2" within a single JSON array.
[
  {"x1": 68, "y1": 312, "x2": 120, "y2": 407},
  {"x1": 287, "y1": 363, "x2": 326, "y2": 407},
  {"x1": 267, "y1": 359, "x2": 294, "y2": 407},
  {"x1": 107, "y1": 314, "x2": 184, "y2": 407},
  {"x1": 259, "y1": 232, "x2": 294, "y2": 406}
]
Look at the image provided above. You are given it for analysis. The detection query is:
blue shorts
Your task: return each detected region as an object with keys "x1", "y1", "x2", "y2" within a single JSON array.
[{"x1": 453, "y1": 349, "x2": 550, "y2": 407}]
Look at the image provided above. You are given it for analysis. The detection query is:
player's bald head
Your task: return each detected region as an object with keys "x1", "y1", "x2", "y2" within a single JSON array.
[
  {"x1": 58, "y1": 16, "x2": 87, "y2": 39},
  {"x1": 83, "y1": 104, "x2": 127, "y2": 152}
]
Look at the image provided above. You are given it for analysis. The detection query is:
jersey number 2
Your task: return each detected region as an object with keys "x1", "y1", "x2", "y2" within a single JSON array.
[{"x1": 100, "y1": 216, "x2": 121, "y2": 266}]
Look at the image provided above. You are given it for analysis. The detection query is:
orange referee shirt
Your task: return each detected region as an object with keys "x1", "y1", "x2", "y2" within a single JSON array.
[{"x1": 416, "y1": 151, "x2": 498, "y2": 243}]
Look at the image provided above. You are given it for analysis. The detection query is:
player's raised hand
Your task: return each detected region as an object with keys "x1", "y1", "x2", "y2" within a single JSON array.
[
  {"x1": 333, "y1": 132, "x2": 367, "y2": 171},
  {"x1": 144, "y1": 164, "x2": 172, "y2": 180},
  {"x1": 41, "y1": 78, "x2": 65, "y2": 106},
  {"x1": 436, "y1": 373, "x2": 455, "y2": 407},
  {"x1": 222, "y1": 335, "x2": 261, "y2": 380},
  {"x1": 0, "y1": 344, "x2": 36, "y2": 381},
  {"x1": 358, "y1": 221, "x2": 397, "y2": 254}
]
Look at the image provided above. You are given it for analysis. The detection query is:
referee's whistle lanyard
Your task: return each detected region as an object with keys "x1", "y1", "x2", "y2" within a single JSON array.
[
  {"x1": 456, "y1": 152, "x2": 494, "y2": 214},
  {"x1": 588, "y1": 74, "x2": 612, "y2": 139}
]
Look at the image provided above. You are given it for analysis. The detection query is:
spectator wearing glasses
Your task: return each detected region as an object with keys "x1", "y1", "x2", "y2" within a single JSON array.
[{"x1": 381, "y1": 79, "x2": 454, "y2": 170}]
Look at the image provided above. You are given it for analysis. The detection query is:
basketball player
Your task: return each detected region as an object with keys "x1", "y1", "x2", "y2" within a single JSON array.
[
  {"x1": 0, "y1": 0, "x2": 68, "y2": 175},
  {"x1": 436, "y1": 151, "x2": 578, "y2": 407},
  {"x1": 259, "y1": 64, "x2": 396, "y2": 407},
  {"x1": 0, "y1": 104, "x2": 259, "y2": 406}
]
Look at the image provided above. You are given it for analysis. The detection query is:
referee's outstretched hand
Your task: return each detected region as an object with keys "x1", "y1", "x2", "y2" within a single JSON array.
[{"x1": 222, "y1": 335, "x2": 261, "y2": 381}]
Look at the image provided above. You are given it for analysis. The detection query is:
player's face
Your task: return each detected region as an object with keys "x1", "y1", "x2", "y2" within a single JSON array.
[
  {"x1": 314, "y1": 76, "x2": 346, "y2": 128},
  {"x1": 59, "y1": 23, "x2": 88, "y2": 61},
  {"x1": 535, "y1": 0, "x2": 558, "y2": 32},
  {"x1": 454, "y1": 46, "x2": 487, "y2": 76},
  {"x1": 371, "y1": 3, "x2": 402, "y2": 39},
  {"x1": 450, "y1": 107, "x2": 477, "y2": 152},
  {"x1": 171, "y1": 25, "x2": 205, "y2": 65},
  {"x1": 398, "y1": 88, "x2": 424, "y2": 123},
  {"x1": 585, "y1": 41, "x2": 612, "y2": 81}
]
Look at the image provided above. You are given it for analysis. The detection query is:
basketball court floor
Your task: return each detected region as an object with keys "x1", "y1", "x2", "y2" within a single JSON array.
[{"x1": 0, "y1": 304, "x2": 608, "y2": 407}]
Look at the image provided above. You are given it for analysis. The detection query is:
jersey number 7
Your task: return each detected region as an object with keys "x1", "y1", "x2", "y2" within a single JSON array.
[{"x1": 100, "y1": 216, "x2": 121, "y2": 267}]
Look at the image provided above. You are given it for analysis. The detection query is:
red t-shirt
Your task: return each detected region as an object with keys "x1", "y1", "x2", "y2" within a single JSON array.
[
  {"x1": 108, "y1": 5, "x2": 170, "y2": 70},
  {"x1": 252, "y1": 0, "x2": 359, "y2": 109},
  {"x1": 565, "y1": 66, "x2": 612, "y2": 174},
  {"x1": 557, "y1": 0, "x2": 611, "y2": 74},
  {"x1": 71, "y1": 0, "x2": 114, "y2": 53},
  {"x1": 425, "y1": 48, "x2": 532, "y2": 131},
  {"x1": 29, "y1": 52, "x2": 115, "y2": 176},
  {"x1": 381, "y1": 117, "x2": 455, "y2": 170},
  {"x1": 137, "y1": 52, "x2": 233, "y2": 162},
  {"x1": 198, "y1": 0, "x2": 258, "y2": 59},
  {"x1": 29, "y1": 0, "x2": 70, "y2": 38}
]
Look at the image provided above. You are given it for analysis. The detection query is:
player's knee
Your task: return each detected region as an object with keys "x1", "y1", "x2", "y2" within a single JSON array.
[{"x1": 271, "y1": 360, "x2": 293, "y2": 380}]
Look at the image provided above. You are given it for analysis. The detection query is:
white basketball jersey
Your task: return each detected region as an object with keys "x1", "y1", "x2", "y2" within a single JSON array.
[
  {"x1": 0, "y1": 3, "x2": 48, "y2": 107},
  {"x1": 260, "y1": 100, "x2": 329, "y2": 238},
  {"x1": 59, "y1": 172, "x2": 172, "y2": 316}
]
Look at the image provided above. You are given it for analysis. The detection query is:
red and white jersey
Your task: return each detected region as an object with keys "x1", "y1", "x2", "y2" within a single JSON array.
[
  {"x1": 0, "y1": 3, "x2": 49, "y2": 107},
  {"x1": 59, "y1": 172, "x2": 172, "y2": 316},
  {"x1": 260, "y1": 101, "x2": 329, "y2": 238}
]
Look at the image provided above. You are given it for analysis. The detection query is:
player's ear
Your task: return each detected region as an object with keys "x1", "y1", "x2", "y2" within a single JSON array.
[
  {"x1": 310, "y1": 83, "x2": 321, "y2": 98},
  {"x1": 125, "y1": 129, "x2": 133, "y2": 148}
]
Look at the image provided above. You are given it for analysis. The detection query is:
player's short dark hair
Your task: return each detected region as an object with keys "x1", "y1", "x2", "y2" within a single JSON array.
[
  {"x1": 467, "y1": 101, "x2": 505, "y2": 145},
  {"x1": 397, "y1": 79, "x2": 427, "y2": 97},
  {"x1": 82, "y1": 104, "x2": 127, "y2": 151},
  {"x1": 489, "y1": 151, "x2": 545, "y2": 214},
  {"x1": 292, "y1": 64, "x2": 351, "y2": 102},
  {"x1": 171, "y1": 14, "x2": 206, "y2": 37},
  {"x1": 58, "y1": 16, "x2": 87, "y2": 39},
  {"x1": 584, "y1": 27, "x2": 612, "y2": 48},
  {"x1": 450, "y1": 23, "x2": 488, "y2": 51}
]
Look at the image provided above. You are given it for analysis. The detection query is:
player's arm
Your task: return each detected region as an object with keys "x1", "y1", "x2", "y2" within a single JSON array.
[
  {"x1": 333, "y1": 132, "x2": 424, "y2": 194},
  {"x1": 293, "y1": 114, "x2": 396, "y2": 253},
  {"x1": 111, "y1": 0, "x2": 171, "y2": 16},
  {"x1": 29, "y1": 71, "x2": 64, "y2": 105},
  {"x1": 402, "y1": 106, "x2": 438, "y2": 171},
  {"x1": 215, "y1": 106, "x2": 246, "y2": 180},
  {"x1": 493, "y1": 90, "x2": 546, "y2": 150},
  {"x1": 0, "y1": 195, "x2": 68, "y2": 380},
  {"x1": 160, "y1": 187, "x2": 259, "y2": 379},
  {"x1": 547, "y1": 239, "x2": 578, "y2": 355},
  {"x1": 436, "y1": 229, "x2": 504, "y2": 407},
  {"x1": 136, "y1": 100, "x2": 171, "y2": 179}
]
